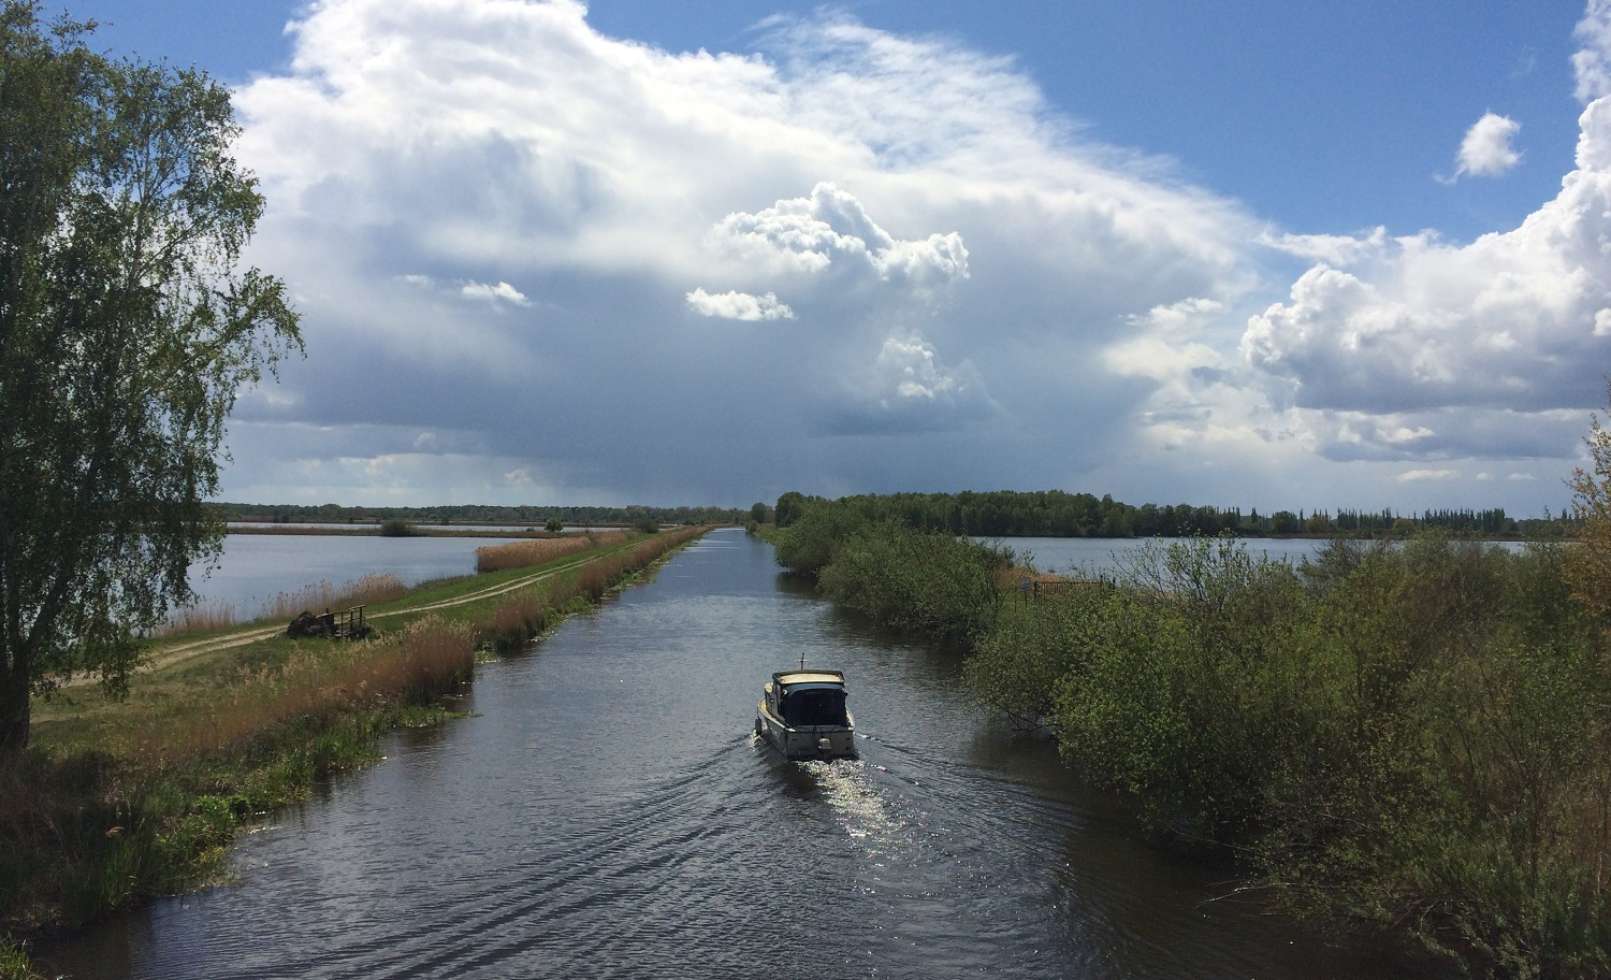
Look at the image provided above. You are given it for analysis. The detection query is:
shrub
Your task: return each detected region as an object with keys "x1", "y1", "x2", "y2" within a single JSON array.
[
  {"x1": 379, "y1": 519, "x2": 416, "y2": 537},
  {"x1": 815, "y1": 522, "x2": 1006, "y2": 643},
  {"x1": 981, "y1": 535, "x2": 1611, "y2": 976},
  {"x1": 772, "y1": 501, "x2": 875, "y2": 577}
]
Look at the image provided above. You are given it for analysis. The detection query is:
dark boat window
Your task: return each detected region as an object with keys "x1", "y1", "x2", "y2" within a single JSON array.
[{"x1": 779, "y1": 688, "x2": 848, "y2": 727}]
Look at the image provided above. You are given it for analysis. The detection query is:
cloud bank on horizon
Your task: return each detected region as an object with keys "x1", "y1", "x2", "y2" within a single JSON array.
[{"x1": 220, "y1": 0, "x2": 1611, "y2": 509}]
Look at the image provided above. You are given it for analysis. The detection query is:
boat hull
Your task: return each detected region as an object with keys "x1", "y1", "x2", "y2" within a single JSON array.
[{"x1": 756, "y1": 703, "x2": 857, "y2": 760}]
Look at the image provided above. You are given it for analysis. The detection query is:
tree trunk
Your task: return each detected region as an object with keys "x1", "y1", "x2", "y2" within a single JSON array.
[{"x1": 0, "y1": 665, "x2": 29, "y2": 754}]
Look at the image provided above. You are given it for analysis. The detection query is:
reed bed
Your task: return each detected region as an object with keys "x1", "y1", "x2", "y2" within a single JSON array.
[
  {"x1": 139, "y1": 618, "x2": 473, "y2": 765},
  {"x1": 259, "y1": 573, "x2": 407, "y2": 620},
  {"x1": 153, "y1": 599, "x2": 238, "y2": 637},
  {"x1": 3, "y1": 532, "x2": 710, "y2": 938},
  {"x1": 474, "y1": 531, "x2": 626, "y2": 573},
  {"x1": 1, "y1": 618, "x2": 475, "y2": 934},
  {"x1": 478, "y1": 527, "x2": 709, "y2": 653}
]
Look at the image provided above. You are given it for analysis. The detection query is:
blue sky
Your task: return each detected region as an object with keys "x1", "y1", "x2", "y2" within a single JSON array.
[
  {"x1": 70, "y1": 2, "x2": 1589, "y2": 241},
  {"x1": 49, "y1": 1, "x2": 1611, "y2": 512}
]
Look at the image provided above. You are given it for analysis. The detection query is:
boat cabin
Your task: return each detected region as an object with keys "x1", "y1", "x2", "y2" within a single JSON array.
[
  {"x1": 766, "y1": 671, "x2": 850, "y2": 727},
  {"x1": 757, "y1": 669, "x2": 856, "y2": 759}
]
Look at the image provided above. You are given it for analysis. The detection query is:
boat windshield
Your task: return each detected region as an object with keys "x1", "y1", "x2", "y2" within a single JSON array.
[{"x1": 779, "y1": 685, "x2": 849, "y2": 727}]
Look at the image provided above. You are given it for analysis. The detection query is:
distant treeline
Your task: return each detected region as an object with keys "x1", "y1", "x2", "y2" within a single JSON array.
[
  {"x1": 774, "y1": 490, "x2": 1567, "y2": 538},
  {"x1": 205, "y1": 502, "x2": 746, "y2": 526}
]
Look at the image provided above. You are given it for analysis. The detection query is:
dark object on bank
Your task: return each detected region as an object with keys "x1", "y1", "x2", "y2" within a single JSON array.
[
  {"x1": 286, "y1": 604, "x2": 372, "y2": 640},
  {"x1": 755, "y1": 668, "x2": 857, "y2": 760}
]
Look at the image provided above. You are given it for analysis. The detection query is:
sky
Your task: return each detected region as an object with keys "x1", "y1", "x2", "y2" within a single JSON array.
[{"x1": 50, "y1": 0, "x2": 1611, "y2": 513}]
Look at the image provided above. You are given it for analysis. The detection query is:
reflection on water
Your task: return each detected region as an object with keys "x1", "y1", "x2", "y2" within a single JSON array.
[{"x1": 42, "y1": 529, "x2": 1444, "y2": 979}]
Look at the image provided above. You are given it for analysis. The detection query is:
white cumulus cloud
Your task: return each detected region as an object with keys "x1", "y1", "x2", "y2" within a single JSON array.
[
  {"x1": 1575, "y1": 0, "x2": 1611, "y2": 103},
  {"x1": 461, "y1": 280, "x2": 531, "y2": 306},
  {"x1": 1258, "y1": 226, "x2": 1390, "y2": 267},
  {"x1": 1445, "y1": 112, "x2": 1523, "y2": 180},
  {"x1": 709, "y1": 182, "x2": 969, "y2": 286},
  {"x1": 209, "y1": 0, "x2": 1597, "y2": 509},
  {"x1": 684, "y1": 288, "x2": 795, "y2": 321},
  {"x1": 1243, "y1": 93, "x2": 1611, "y2": 462}
]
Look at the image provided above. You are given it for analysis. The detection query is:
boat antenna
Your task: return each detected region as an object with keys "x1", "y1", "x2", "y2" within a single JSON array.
[{"x1": 799, "y1": 651, "x2": 806, "y2": 671}]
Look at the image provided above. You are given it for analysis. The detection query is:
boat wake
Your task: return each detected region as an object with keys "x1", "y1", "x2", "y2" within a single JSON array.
[{"x1": 799, "y1": 758, "x2": 901, "y2": 848}]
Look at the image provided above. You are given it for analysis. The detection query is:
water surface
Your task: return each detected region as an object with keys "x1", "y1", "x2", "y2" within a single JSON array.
[
  {"x1": 184, "y1": 534, "x2": 521, "y2": 615},
  {"x1": 44, "y1": 530, "x2": 1439, "y2": 979}
]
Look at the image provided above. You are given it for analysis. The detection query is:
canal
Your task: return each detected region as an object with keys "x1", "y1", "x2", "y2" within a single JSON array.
[{"x1": 43, "y1": 528, "x2": 1431, "y2": 978}]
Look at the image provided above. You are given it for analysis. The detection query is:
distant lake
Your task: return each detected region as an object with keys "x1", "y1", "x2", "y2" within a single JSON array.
[
  {"x1": 226, "y1": 522, "x2": 623, "y2": 533},
  {"x1": 185, "y1": 533, "x2": 524, "y2": 615},
  {"x1": 972, "y1": 535, "x2": 1529, "y2": 578}
]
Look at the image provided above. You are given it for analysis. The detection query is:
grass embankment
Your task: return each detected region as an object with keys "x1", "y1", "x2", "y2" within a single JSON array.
[
  {"x1": 2, "y1": 526, "x2": 710, "y2": 953},
  {"x1": 771, "y1": 504, "x2": 1611, "y2": 979}
]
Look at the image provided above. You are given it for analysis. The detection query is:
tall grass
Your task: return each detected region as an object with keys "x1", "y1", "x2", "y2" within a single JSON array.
[
  {"x1": 1, "y1": 618, "x2": 472, "y2": 934},
  {"x1": 5, "y1": 530, "x2": 710, "y2": 938},
  {"x1": 260, "y1": 573, "x2": 407, "y2": 620},
  {"x1": 153, "y1": 598, "x2": 238, "y2": 637},
  {"x1": 474, "y1": 531, "x2": 627, "y2": 573},
  {"x1": 0, "y1": 935, "x2": 40, "y2": 980},
  {"x1": 137, "y1": 618, "x2": 474, "y2": 764},
  {"x1": 477, "y1": 527, "x2": 709, "y2": 653}
]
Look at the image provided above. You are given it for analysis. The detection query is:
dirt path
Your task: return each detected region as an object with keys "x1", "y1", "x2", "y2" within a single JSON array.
[{"x1": 95, "y1": 551, "x2": 613, "y2": 683}]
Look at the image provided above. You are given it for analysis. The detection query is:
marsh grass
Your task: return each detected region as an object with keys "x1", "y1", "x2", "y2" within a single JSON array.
[
  {"x1": 477, "y1": 527, "x2": 708, "y2": 654},
  {"x1": 1, "y1": 618, "x2": 472, "y2": 935},
  {"x1": 153, "y1": 598, "x2": 238, "y2": 637},
  {"x1": 5, "y1": 529, "x2": 712, "y2": 939},
  {"x1": 261, "y1": 573, "x2": 408, "y2": 620},
  {"x1": 474, "y1": 532, "x2": 627, "y2": 573},
  {"x1": 154, "y1": 573, "x2": 412, "y2": 641}
]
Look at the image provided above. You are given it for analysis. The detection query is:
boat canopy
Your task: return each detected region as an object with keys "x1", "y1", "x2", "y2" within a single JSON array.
[
  {"x1": 775, "y1": 671, "x2": 844, "y2": 687},
  {"x1": 777, "y1": 685, "x2": 849, "y2": 728}
]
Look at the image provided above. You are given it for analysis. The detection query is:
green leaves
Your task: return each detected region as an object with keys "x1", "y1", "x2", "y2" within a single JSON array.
[{"x1": 0, "y1": 2, "x2": 301, "y2": 749}]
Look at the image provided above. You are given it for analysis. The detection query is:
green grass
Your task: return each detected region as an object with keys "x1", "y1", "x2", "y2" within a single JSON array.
[
  {"x1": 10, "y1": 528, "x2": 710, "y2": 939},
  {"x1": 0, "y1": 936, "x2": 41, "y2": 980}
]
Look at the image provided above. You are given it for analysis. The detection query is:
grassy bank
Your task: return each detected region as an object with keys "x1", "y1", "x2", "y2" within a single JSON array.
[
  {"x1": 770, "y1": 503, "x2": 1610, "y2": 978},
  {"x1": 3, "y1": 526, "x2": 710, "y2": 952}
]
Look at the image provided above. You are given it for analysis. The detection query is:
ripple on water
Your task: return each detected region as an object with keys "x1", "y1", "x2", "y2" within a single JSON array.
[{"x1": 38, "y1": 530, "x2": 1448, "y2": 980}]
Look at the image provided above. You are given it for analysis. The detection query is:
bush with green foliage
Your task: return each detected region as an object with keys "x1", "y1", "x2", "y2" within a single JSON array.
[
  {"x1": 816, "y1": 522, "x2": 1006, "y2": 643},
  {"x1": 964, "y1": 535, "x2": 1611, "y2": 978},
  {"x1": 378, "y1": 519, "x2": 416, "y2": 537}
]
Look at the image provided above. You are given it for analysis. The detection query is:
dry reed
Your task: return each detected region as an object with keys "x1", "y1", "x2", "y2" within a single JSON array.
[
  {"x1": 476, "y1": 527, "x2": 708, "y2": 652},
  {"x1": 260, "y1": 573, "x2": 407, "y2": 620},
  {"x1": 138, "y1": 617, "x2": 474, "y2": 764},
  {"x1": 154, "y1": 599, "x2": 238, "y2": 637},
  {"x1": 473, "y1": 532, "x2": 627, "y2": 573}
]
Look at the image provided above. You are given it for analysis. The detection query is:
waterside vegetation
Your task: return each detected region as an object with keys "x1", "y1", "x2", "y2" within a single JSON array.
[
  {"x1": 774, "y1": 489, "x2": 1565, "y2": 539},
  {"x1": 769, "y1": 493, "x2": 1611, "y2": 979},
  {"x1": 1, "y1": 527, "x2": 710, "y2": 951},
  {"x1": 474, "y1": 531, "x2": 629, "y2": 573}
]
